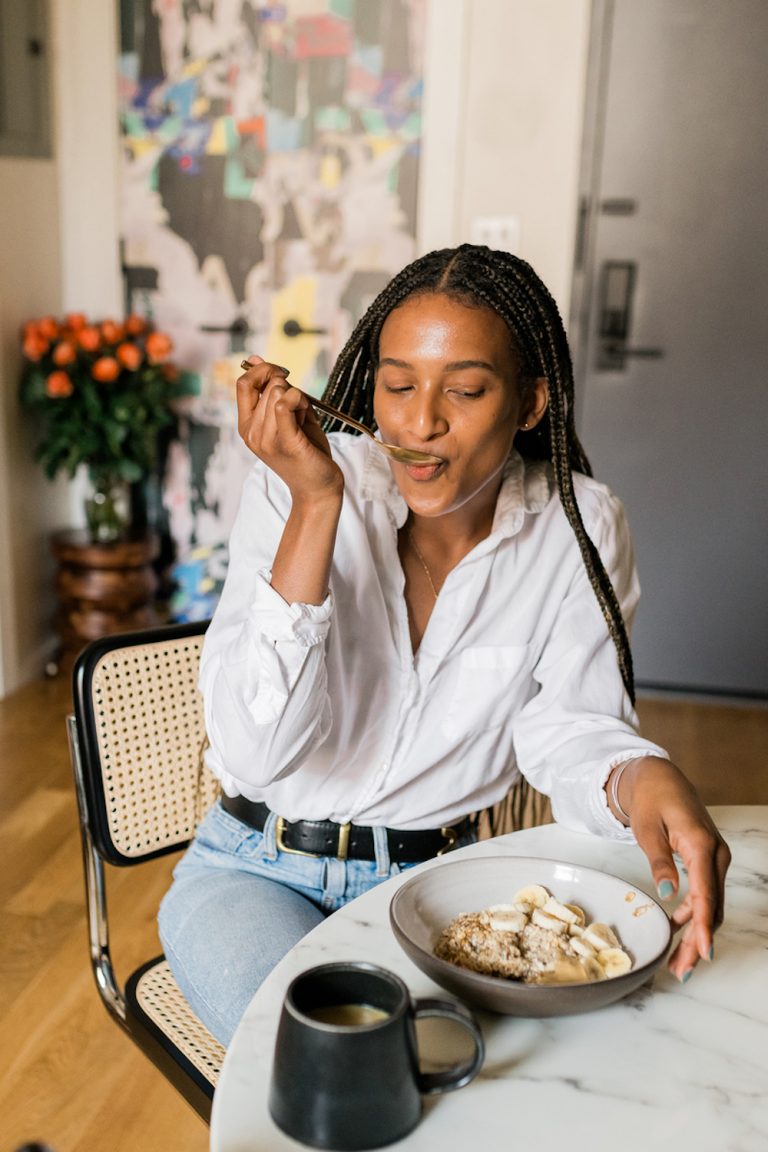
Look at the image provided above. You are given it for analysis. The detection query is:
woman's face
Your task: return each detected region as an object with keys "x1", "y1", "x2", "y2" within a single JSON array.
[{"x1": 373, "y1": 292, "x2": 546, "y2": 523}]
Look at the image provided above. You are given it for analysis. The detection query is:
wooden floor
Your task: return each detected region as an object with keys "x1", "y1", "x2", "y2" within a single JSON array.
[{"x1": 0, "y1": 674, "x2": 765, "y2": 1152}]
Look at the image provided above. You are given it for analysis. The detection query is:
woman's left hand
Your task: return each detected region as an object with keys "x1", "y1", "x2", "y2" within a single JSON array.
[{"x1": 612, "y1": 757, "x2": 731, "y2": 981}]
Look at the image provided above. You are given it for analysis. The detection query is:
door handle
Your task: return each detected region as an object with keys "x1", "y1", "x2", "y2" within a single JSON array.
[
  {"x1": 597, "y1": 261, "x2": 664, "y2": 370},
  {"x1": 199, "y1": 318, "x2": 250, "y2": 335},
  {"x1": 602, "y1": 342, "x2": 664, "y2": 359},
  {"x1": 283, "y1": 319, "x2": 328, "y2": 337}
]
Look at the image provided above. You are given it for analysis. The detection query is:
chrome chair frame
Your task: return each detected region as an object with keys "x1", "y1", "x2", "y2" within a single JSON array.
[{"x1": 68, "y1": 620, "x2": 223, "y2": 1121}]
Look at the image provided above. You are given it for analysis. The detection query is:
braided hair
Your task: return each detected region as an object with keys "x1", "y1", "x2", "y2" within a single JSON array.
[{"x1": 322, "y1": 244, "x2": 635, "y2": 702}]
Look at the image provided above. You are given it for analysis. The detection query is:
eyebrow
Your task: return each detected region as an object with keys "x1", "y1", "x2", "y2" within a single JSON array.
[{"x1": 378, "y1": 357, "x2": 498, "y2": 373}]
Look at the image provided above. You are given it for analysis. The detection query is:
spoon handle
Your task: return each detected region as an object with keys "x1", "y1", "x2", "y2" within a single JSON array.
[{"x1": 301, "y1": 393, "x2": 376, "y2": 440}]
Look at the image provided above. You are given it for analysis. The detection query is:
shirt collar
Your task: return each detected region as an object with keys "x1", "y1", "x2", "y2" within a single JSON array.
[{"x1": 359, "y1": 440, "x2": 553, "y2": 536}]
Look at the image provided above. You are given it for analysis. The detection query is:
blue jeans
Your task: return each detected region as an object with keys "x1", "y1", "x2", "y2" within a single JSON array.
[{"x1": 158, "y1": 801, "x2": 438, "y2": 1046}]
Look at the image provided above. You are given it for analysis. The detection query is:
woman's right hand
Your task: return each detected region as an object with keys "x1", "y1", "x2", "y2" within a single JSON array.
[{"x1": 236, "y1": 356, "x2": 343, "y2": 502}]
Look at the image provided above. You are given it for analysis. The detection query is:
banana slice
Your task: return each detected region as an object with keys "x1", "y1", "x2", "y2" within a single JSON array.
[
  {"x1": 539, "y1": 956, "x2": 590, "y2": 985},
  {"x1": 582, "y1": 956, "x2": 606, "y2": 981},
  {"x1": 514, "y1": 900, "x2": 534, "y2": 916},
  {"x1": 565, "y1": 903, "x2": 587, "y2": 927},
  {"x1": 582, "y1": 922, "x2": 620, "y2": 952},
  {"x1": 487, "y1": 905, "x2": 527, "y2": 933},
  {"x1": 531, "y1": 908, "x2": 568, "y2": 934},
  {"x1": 598, "y1": 947, "x2": 633, "y2": 978},
  {"x1": 512, "y1": 884, "x2": 549, "y2": 909},
  {"x1": 542, "y1": 896, "x2": 580, "y2": 925},
  {"x1": 570, "y1": 936, "x2": 597, "y2": 959}
]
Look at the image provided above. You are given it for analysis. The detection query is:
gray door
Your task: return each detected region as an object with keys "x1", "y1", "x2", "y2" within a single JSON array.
[{"x1": 573, "y1": 0, "x2": 768, "y2": 697}]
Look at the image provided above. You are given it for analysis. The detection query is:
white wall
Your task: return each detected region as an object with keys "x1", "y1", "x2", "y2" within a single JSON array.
[
  {"x1": 0, "y1": 0, "x2": 121, "y2": 695},
  {"x1": 419, "y1": 0, "x2": 591, "y2": 316},
  {"x1": 50, "y1": 0, "x2": 122, "y2": 318},
  {"x1": 0, "y1": 157, "x2": 66, "y2": 694}
]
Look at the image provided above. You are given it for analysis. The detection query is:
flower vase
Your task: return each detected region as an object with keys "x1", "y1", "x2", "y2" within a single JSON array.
[{"x1": 85, "y1": 475, "x2": 131, "y2": 543}]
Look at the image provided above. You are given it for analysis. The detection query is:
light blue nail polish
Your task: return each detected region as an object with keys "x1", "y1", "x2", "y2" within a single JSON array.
[
  {"x1": 681, "y1": 968, "x2": 693, "y2": 984},
  {"x1": 658, "y1": 879, "x2": 674, "y2": 899},
  {"x1": 708, "y1": 945, "x2": 714, "y2": 961}
]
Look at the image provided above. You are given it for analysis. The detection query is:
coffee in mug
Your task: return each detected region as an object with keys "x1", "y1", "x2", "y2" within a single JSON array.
[
  {"x1": 305, "y1": 1002, "x2": 391, "y2": 1026},
  {"x1": 268, "y1": 961, "x2": 484, "y2": 1150}
]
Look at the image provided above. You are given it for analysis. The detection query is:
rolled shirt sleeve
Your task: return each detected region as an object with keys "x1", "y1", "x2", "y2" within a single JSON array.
[
  {"x1": 511, "y1": 490, "x2": 669, "y2": 840},
  {"x1": 198, "y1": 467, "x2": 335, "y2": 798}
]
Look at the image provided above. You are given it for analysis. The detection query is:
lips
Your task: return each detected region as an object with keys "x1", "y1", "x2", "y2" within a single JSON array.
[{"x1": 403, "y1": 461, "x2": 445, "y2": 481}]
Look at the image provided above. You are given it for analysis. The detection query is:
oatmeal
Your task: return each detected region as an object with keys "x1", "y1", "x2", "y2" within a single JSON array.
[{"x1": 434, "y1": 883, "x2": 632, "y2": 985}]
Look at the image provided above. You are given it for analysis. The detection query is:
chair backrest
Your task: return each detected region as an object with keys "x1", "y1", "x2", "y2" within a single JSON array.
[{"x1": 72, "y1": 620, "x2": 219, "y2": 866}]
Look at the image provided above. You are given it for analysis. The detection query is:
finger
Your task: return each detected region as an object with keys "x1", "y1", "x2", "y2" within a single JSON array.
[
  {"x1": 236, "y1": 373, "x2": 263, "y2": 434},
  {"x1": 678, "y1": 833, "x2": 721, "y2": 962},
  {"x1": 258, "y1": 379, "x2": 310, "y2": 453},
  {"x1": 240, "y1": 357, "x2": 290, "y2": 378},
  {"x1": 667, "y1": 921, "x2": 701, "y2": 983},
  {"x1": 713, "y1": 837, "x2": 731, "y2": 931},
  {"x1": 271, "y1": 385, "x2": 313, "y2": 448},
  {"x1": 634, "y1": 821, "x2": 681, "y2": 903},
  {"x1": 257, "y1": 376, "x2": 290, "y2": 431}
]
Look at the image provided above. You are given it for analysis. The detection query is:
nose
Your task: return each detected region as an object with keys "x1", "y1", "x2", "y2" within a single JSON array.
[{"x1": 408, "y1": 387, "x2": 448, "y2": 442}]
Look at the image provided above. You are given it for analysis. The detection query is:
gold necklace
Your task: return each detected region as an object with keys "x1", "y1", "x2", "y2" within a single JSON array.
[{"x1": 407, "y1": 527, "x2": 440, "y2": 601}]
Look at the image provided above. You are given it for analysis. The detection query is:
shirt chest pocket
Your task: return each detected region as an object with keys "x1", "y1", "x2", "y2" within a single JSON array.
[{"x1": 441, "y1": 644, "x2": 531, "y2": 741}]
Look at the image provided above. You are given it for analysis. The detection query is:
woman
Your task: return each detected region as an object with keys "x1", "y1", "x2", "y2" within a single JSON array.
[{"x1": 159, "y1": 245, "x2": 730, "y2": 1046}]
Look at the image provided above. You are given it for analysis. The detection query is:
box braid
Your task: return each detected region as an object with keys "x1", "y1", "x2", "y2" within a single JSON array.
[{"x1": 322, "y1": 244, "x2": 635, "y2": 702}]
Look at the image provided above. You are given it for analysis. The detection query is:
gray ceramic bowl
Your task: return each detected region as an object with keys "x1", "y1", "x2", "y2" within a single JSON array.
[{"x1": 389, "y1": 856, "x2": 673, "y2": 1016}]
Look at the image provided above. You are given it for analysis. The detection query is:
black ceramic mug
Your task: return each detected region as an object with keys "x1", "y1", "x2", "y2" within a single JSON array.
[{"x1": 268, "y1": 961, "x2": 485, "y2": 1150}]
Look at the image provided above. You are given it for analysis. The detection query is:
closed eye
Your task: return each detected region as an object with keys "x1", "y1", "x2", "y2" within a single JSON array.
[{"x1": 449, "y1": 388, "x2": 486, "y2": 399}]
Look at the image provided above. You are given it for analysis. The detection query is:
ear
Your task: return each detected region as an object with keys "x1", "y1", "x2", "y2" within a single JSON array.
[{"x1": 519, "y1": 377, "x2": 549, "y2": 430}]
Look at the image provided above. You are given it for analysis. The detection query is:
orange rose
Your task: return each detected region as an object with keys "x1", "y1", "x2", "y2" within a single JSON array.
[
  {"x1": 23, "y1": 332, "x2": 49, "y2": 361},
  {"x1": 52, "y1": 340, "x2": 77, "y2": 366},
  {"x1": 38, "y1": 316, "x2": 60, "y2": 341},
  {"x1": 145, "y1": 330, "x2": 174, "y2": 363},
  {"x1": 92, "y1": 356, "x2": 120, "y2": 383},
  {"x1": 100, "y1": 320, "x2": 125, "y2": 344},
  {"x1": 77, "y1": 326, "x2": 101, "y2": 352},
  {"x1": 125, "y1": 314, "x2": 147, "y2": 336},
  {"x1": 64, "y1": 312, "x2": 87, "y2": 331},
  {"x1": 46, "y1": 371, "x2": 74, "y2": 398},
  {"x1": 116, "y1": 341, "x2": 142, "y2": 371}
]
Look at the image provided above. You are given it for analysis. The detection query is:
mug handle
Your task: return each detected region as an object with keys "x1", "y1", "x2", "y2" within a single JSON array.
[{"x1": 411, "y1": 997, "x2": 485, "y2": 1094}]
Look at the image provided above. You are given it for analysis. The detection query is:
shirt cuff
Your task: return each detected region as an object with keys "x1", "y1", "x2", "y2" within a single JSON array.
[
  {"x1": 593, "y1": 745, "x2": 670, "y2": 839},
  {"x1": 249, "y1": 568, "x2": 333, "y2": 646}
]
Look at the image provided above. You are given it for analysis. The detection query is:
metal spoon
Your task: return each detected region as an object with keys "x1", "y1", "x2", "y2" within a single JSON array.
[{"x1": 239, "y1": 361, "x2": 442, "y2": 466}]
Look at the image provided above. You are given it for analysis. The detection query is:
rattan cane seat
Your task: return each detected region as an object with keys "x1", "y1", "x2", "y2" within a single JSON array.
[{"x1": 131, "y1": 959, "x2": 226, "y2": 1084}]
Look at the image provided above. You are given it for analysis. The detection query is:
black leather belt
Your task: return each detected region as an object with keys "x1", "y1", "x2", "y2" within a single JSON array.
[{"x1": 220, "y1": 794, "x2": 469, "y2": 863}]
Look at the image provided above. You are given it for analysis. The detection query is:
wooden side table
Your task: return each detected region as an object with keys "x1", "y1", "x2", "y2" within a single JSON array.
[{"x1": 51, "y1": 529, "x2": 161, "y2": 671}]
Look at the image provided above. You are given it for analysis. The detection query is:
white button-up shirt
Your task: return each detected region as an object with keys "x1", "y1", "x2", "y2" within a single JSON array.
[{"x1": 200, "y1": 434, "x2": 667, "y2": 839}]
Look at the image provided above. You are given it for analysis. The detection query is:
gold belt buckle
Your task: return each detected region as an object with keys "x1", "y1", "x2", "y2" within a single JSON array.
[
  {"x1": 275, "y1": 815, "x2": 316, "y2": 858},
  {"x1": 275, "y1": 815, "x2": 353, "y2": 860},
  {"x1": 437, "y1": 826, "x2": 458, "y2": 856}
]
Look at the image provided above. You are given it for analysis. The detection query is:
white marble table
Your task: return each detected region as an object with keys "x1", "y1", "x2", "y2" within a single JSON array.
[{"x1": 210, "y1": 806, "x2": 768, "y2": 1152}]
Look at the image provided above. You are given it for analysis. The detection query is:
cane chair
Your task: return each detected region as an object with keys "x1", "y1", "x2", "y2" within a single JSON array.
[{"x1": 67, "y1": 620, "x2": 224, "y2": 1121}]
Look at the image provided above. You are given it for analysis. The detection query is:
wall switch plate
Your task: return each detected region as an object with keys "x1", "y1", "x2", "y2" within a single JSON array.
[{"x1": 469, "y1": 215, "x2": 521, "y2": 252}]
